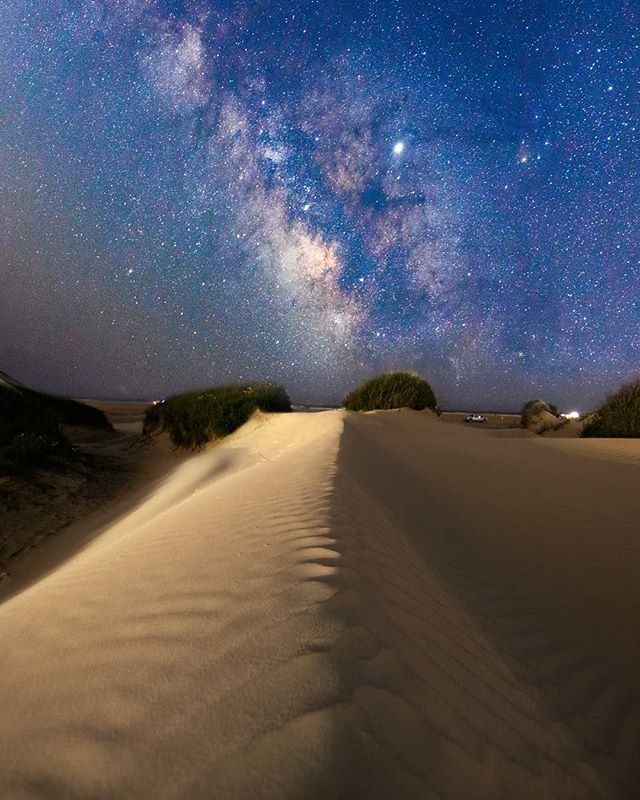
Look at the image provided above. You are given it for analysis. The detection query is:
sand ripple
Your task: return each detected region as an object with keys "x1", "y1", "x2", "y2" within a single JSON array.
[{"x1": 1, "y1": 410, "x2": 639, "y2": 798}]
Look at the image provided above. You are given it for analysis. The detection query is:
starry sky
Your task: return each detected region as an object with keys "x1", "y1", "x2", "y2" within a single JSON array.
[{"x1": 0, "y1": 1, "x2": 638, "y2": 409}]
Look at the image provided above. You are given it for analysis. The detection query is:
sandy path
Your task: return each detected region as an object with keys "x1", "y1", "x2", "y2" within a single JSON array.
[{"x1": 1, "y1": 410, "x2": 639, "y2": 798}]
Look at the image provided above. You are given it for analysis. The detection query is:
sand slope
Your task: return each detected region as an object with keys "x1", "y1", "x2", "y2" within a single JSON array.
[
  {"x1": 1, "y1": 410, "x2": 639, "y2": 798},
  {"x1": 335, "y1": 411, "x2": 640, "y2": 798}
]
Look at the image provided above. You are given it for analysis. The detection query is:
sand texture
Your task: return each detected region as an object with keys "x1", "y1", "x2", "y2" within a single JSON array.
[{"x1": 1, "y1": 409, "x2": 639, "y2": 798}]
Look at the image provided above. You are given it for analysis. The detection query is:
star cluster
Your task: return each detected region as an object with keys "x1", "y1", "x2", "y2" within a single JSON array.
[{"x1": 0, "y1": 1, "x2": 638, "y2": 408}]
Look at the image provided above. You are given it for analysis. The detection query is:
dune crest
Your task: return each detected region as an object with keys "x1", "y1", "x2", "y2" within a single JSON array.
[{"x1": 1, "y1": 410, "x2": 639, "y2": 798}]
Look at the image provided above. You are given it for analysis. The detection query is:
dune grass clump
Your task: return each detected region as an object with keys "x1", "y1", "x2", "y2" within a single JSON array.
[
  {"x1": 343, "y1": 371, "x2": 437, "y2": 412},
  {"x1": 0, "y1": 375, "x2": 112, "y2": 474},
  {"x1": 582, "y1": 379, "x2": 640, "y2": 438},
  {"x1": 143, "y1": 382, "x2": 291, "y2": 450},
  {"x1": 0, "y1": 386, "x2": 72, "y2": 474},
  {"x1": 43, "y1": 394, "x2": 113, "y2": 431}
]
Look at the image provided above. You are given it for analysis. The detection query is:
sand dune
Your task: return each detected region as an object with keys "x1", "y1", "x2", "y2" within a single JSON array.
[{"x1": 1, "y1": 410, "x2": 639, "y2": 798}]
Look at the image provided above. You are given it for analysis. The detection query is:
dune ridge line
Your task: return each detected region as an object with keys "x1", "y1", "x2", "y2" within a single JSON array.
[{"x1": 0, "y1": 409, "x2": 639, "y2": 798}]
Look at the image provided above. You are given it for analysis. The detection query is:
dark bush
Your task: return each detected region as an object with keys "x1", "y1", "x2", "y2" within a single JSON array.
[
  {"x1": 582, "y1": 380, "x2": 640, "y2": 437},
  {"x1": 0, "y1": 373, "x2": 111, "y2": 474},
  {"x1": 0, "y1": 386, "x2": 74, "y2": 474},
  {"x1": 520, "y1": 399, "x2": 559, "y2": 428},
  {"x1": 143, "y1": 382, "x2": 291, "y2": 450},
  {"x1": 1, "y1": 386, "x2": 57, "y2": 443},
  {"x1": 0, "y1": 431, "x2": 74, "y2": 474},
  {"x1": 42, "y1": 393, "x2": 112, "y2": 430},
  {"x1": 343, "y1": 371, "x2": 437, "y2": 412}
]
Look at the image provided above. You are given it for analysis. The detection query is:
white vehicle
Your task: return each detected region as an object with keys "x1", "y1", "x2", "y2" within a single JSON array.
[{"x1": 464, "y1": 414, "x2": 487, "y2": 423}]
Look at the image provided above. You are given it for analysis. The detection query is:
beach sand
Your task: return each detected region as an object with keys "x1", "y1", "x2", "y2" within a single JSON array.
[{"x1": 1, "y1": 409, "x2": 639, "y2": 798}]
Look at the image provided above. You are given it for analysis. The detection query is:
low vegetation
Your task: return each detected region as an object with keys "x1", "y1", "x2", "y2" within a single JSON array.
[
  {"x1": 520, "y1": 399, "x2": 559, "y2": 429},
  {"x1": 0, "y1": 387, "x2": 71, "y2": 474},
  {"x1": 41, "y1": 394, "x2": 112, "y2": 431},
  {"x1": 343, "y1": 371, "x2": 437, "y2": 412},
  {"x1": 143, "y1": 382, "x2": 291, "y2": 449},
  {"x1": 0, "y1": 378, "x2": 112, "y2": 475},
  {"x1": 536, "y1": 419, "x2": 569, "y2": 435},
  {"x1": 582, "y1": 379, "x2": 640, "y2": 437}
]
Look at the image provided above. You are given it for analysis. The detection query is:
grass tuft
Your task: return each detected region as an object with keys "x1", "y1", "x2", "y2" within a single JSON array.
[
  {"x1": 520, "y1": 399, "x2": 558, "y2": 428},
  {"x1": 1, "y1": 388, "x2": 70, "y2": 474},
  {"x1": 143, "y1": 382, "x2": 291, "y2": 449},
  {"x1": 0, "y1": 380, "x2": 112, "y2": 475},
  {"x1": 582, "y1": 379, "x2": 640, "y2": 437},
  {"x1": 343, "y1": 371, "x2": 437, "y2": 412},
  {"x1": 43, "y1": 394, "x2": 113, "y2": 431}
]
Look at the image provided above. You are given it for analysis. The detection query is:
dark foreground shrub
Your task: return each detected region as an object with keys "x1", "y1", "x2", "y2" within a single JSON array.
[
  {"x1": 343, "y1": 371, "x2": 437, "y2": 412},
  {"x1": 0, "y1": 373, "x2": 111, "y2": 474},
  {"x1": 42, "y1": 393, "x2": 112, "y2": 431},
  {"x1": 520, "y1": 399, "x2": 559, "y2": 428},
  {"x1": 0, "y1": 386, "x2": 74, "y2": 474},
  {"x1": 582, "y1": 380, "x2": 640, "y2": 437},
  {"x1": 0, "y1": 431, "x2": 74, "y2": 474},
  {"x1": 143, "y1": 382, "x2": 291, "y2": 449}
]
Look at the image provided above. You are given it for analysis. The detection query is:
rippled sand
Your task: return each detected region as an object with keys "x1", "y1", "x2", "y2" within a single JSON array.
[{"x1": 1, "y1": 410, "x2": 639, "y2": 798}]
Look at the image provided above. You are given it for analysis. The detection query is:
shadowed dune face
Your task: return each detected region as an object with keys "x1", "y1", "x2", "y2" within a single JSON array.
[
  {"x1": 335, "y1": 411, "x2": 640, "y2": 797},
  {"x1": 0, "y1": 410, "x2": 639, "y2": 798}
]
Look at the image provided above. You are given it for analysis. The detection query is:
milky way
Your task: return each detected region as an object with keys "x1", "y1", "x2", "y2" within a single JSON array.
[{"x1": 0, "y1": 1, "x2": 638, "y2": 408}]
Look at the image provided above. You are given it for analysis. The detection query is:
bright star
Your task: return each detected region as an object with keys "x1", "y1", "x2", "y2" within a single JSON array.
[{"x1": 392, "y1": 141, "x2": 405, "y2": 155}]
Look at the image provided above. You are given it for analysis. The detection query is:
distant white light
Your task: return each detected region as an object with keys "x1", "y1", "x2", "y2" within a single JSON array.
[
  {"x1": 561, "y1": 411, "x2": 580, "y2": 420},
  {"x1": 392, "y1": 141, "x2": 405, "y2": 155}
]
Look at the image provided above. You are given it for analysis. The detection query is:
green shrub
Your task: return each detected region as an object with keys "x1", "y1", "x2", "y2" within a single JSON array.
[
  {"x1": 582, "y1": 379, "x2": 640, "y2": 437},
  {"x1": 143, "y1": 382, "x2": 291, "y2": 449},
  {"x1": 343, "y1": 371, "x2": 437, "y2": 412}
]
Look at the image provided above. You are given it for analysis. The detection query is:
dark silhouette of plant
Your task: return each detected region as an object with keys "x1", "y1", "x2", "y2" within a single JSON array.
[
  {"x1": 582, "y1": 380, "x2": 640, "y2": 437},
  {"x1": 343, "y1": 371, "x2": 437, "y2": 412},
  {"x1": 0, "y1": 384, "x2": 73, "y2": 473}
]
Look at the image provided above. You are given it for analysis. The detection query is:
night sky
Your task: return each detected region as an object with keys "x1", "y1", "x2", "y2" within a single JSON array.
[{"x1": 1, "y1": 1, "x2": 638, "y2": 409}]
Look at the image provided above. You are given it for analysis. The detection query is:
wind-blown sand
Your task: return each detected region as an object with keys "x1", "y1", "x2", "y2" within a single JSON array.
[{"x1": 1, "y1": 410, "x2": 639, "y2": 798}]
